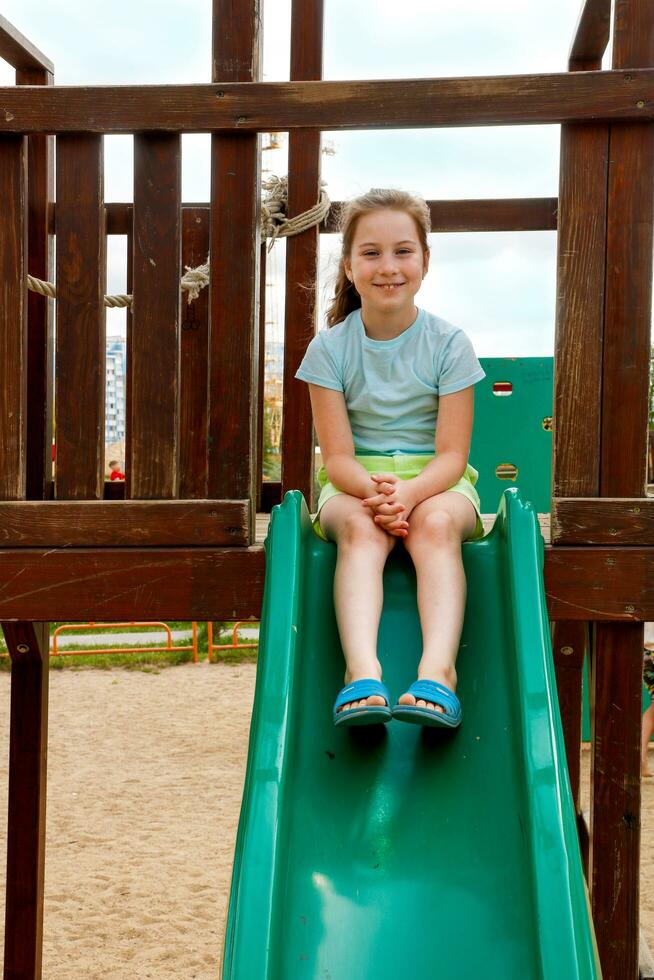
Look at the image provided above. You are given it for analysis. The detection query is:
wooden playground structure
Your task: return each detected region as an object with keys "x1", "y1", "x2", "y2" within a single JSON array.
[{"x1": 0, "y1": 0, "x2": 653, "y2": 976}]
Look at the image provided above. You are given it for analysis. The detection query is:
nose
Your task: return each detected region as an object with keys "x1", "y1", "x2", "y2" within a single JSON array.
[{"x1": 379, "y1": 252, "x2": 399, "y2": 275}]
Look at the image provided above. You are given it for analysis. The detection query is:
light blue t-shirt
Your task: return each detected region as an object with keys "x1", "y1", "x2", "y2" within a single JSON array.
[{"x1": 295, "y1": 307, "x2": 485, "y2": 454}]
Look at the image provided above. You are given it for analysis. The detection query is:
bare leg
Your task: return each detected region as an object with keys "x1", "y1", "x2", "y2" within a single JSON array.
[
  {"x1": 400, "y1": 492, "x2": 477, "y2": 714},
  {"x1": 320, "y1": 494, "x2": 398, "y2": 714},
  {"x1": 642, "y1": 702, "x2": 654, "y2": 776}
]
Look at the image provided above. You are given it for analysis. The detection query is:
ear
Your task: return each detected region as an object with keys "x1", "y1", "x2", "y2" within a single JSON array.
[
  {"x1": 343, "y1": 257, "x2": 352, "y2": 282},
  {"x1": 422, "y1": 249, "x2": 431, "y2": 278}
]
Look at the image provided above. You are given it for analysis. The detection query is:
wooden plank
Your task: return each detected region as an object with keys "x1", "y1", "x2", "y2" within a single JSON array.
[
  {"x1": 552, "y1": 124, "x2": 608, "y2": 498},
  {"x1": 0, "y1": 500, "x2": 248, "y2": 546},
  {"x1": 16, "y1": 68, "x2": 55, "y2": 504},
  {"x1": 0, "y1": 544, "x2": 649, "y2": 622},
  {"x1": 590, "y1": 7, "x2": 654, "y2": 975},
  {"x1": 130, "y1": 133, "x2": 181, "y2": 499},
  {"x1": 569, "y1": 0, "x2": 611, "y2": 68},
  {"x1": 0, "y1": 548, "x2": 266, "y2": 621},
  {"x1": 0, "y1": 134, "x2": 28, "y2": 501},
  {"x1": 106, "y1": 197, "x2": 559, "y2": 237},
  {"x1": 208, "y1": 0, "x2": 261, "y2": 533},
  {"x1": 589, "y1": 621, "x2": 643, "y2": 978},
  {"x1": 55, "y1": 135, "x2": 105, "y2": 500},
  {"x1": 552, "y1": 498, "x2": 654, "y2": 544},
  {"x1": 544, "y1": 547, "x2": 654, "y2": 621},
  {"x1": 281, "y1": 0, "x2": 324, "y2": 504},
  {"x1": 600, "y1": 121, "x2": 653, "y2": 496},
  {"x1": 551, "y1": 621, "x2": 587, "y2": 811},
  {"x1": 0, "y1": 14, "x2": 54, "y2": 72},
  {"x1": 180, "y1": 207, "x2": 210, "y2": 499},
  {"x1": 4, "y1": 71, "x2": 654, "y2": 133},
  {"x1": 2, "y1": 621, "x2": 49, "y2": 980},
  {"x1": 124, "y1": 210, "x2": 134, "y2": 500}
]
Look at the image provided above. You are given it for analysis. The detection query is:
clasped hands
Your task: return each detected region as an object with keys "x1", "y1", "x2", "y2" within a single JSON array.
[{"x1": 361, "y1": 473, "x2": 417, "y2": 538}]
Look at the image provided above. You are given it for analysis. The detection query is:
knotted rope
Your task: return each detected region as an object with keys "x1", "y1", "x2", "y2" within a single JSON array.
[{"x1": 26, "y1": 175, "x2": 331, "y2": 309}]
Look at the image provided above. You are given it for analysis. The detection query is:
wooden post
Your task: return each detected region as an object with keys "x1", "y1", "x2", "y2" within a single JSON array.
[
  {"x1": 2, "y1": 624, "x2": 49, "y2": 980},
  {"x1": 15, "y1": 67, "x2": 54, "y2": 503},
  {"x1": 180, "y1": 207, "x2": 210, "y2": 500},
  {"x1": 553, "y1": 22, "x2": 608, "y2": 847},
  {"x1": 130, "y1": 134, "x2": 181, "y2": 499},
  {"x1": 208, "y1": 0, "x2": 262, "y2": 540},
  {"x1": 54, "y1": 135, "x2": 105, "y2": 500},
  {"x1": 588, "y1": 3, "x2": 654, "y2": 974},
  {"x1": 281, "y1": 0, "x2": 324, "y2": 505}
]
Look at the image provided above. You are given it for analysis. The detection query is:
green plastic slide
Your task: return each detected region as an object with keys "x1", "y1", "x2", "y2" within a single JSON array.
[{"x1": 222, "y1": 488, "x2": 600, "y2": 979}]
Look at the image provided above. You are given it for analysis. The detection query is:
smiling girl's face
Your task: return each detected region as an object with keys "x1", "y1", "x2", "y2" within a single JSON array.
[{"x1": 344, "y1": 209, "x2": 430, "y2": 326}]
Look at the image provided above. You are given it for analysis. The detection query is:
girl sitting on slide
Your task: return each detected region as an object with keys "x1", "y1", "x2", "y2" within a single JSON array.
[{"x1": 295, "y1": 188, "x2": 485, "y2": 729}]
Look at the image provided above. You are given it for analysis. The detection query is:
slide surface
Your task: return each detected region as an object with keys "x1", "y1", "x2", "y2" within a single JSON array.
[{"x1": 222, "y1": 488, "x2": 600, "y2": 979}]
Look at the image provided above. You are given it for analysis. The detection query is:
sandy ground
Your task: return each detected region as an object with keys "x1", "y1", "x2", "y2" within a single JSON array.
[
  {"x1": 0, "y1": 663, "x2": 255, "y2": 979},
  {"x1": 0, "y1": 664, "x2": 651, "y2": 977}
]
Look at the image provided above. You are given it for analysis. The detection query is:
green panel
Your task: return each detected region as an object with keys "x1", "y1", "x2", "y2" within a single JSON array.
[
  {"x1": 473, "y1": 358, "x2": 553, "y2": 514},
  {"x1": 222, "y1": 488, "x2": 599, "y2": 979},
  {"x1": 581, "y1": 657, "x2": 652, "y2": 742}
]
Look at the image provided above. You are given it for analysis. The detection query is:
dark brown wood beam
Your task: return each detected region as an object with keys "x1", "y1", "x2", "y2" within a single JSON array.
[
  {"x1": 0, "y1": 14, "x2": 53, "y2": 73},
  {"x1": 16, "y1": 68, "x2": 54, "y2": 504},
  {"x1": 2, "y1": 71, "x2": 654, "y2": 133},
  {"x1": 569, "y1": 0, "x2": 612, "y2": 69},
  {"x1": 552, "y1": 497, "x2": 654, "y2": 544},
  {"x1": 545, "y1": 546, "x2": 654, "y2": 621},
  {"x1": 281, "y1": 0, "x2": 324, "y2": 504},
  {"x1": 0, "y1": 548, "x2": 266, "y2": 621},
  {"x1": 208, "y1": 0, "x2": 261, "y2": 538},
  {"x1": 2, "y1": 621, "x2": 49, "y2": 980},
  {"x1": 104, "y1": 197, "x2": 559, "y2": 236},
  {"x1": 0, "y1": 500, "x2": 249, "y2": 547},
  {"x1": 0, "y1": 545, "x2": 649, "y2": 621},
  {"x1": 0, "y1": 134, "x2": 28, "y2": 500}
]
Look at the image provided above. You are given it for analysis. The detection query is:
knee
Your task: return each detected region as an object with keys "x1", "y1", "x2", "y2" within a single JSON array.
[
  {"x1": 408, "y1": 509, "x2": 458, "y2": 550},
  {"x1": 340, "y1": 511, "x2": 388, "y2": 550}
]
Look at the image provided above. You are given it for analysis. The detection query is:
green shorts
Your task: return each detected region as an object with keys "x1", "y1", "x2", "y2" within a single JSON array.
[{"x1": 313, "y1": 453, "x2": 484, "y2": 543}]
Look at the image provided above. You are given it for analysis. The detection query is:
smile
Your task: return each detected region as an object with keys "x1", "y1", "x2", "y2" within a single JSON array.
[{"x1": 374, "y1": 283, "x2": 405, "y2": 291}]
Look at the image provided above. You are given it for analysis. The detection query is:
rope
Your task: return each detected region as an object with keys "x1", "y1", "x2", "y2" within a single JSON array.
[{"x1": 26, "y1": 175, "x2": 331, "y2": 308}]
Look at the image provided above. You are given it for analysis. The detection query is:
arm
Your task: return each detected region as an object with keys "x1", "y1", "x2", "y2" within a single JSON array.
[
  {"x1": 406, "y1": 384, "x2": 474, "y2": 505},
  {"x1": 308, "y1": 383, "x2": 379, "y2": 499}
]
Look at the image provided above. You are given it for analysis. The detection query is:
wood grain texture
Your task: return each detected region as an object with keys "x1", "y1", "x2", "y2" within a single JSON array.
[
  {"x1": 0, "y1": 134, "x2": 27, "y2": 501},
  {"x1": 553, "y1": 123, "x2": 608, "y2": 498},
  {"x1": 0, "y1": 14, "x2": 53, "y2": 72},
  {"x1": 130, "y1": 133, "x2": 181, "y2": 499},
  {"x1": 568, "y1": 0, "x2": 611, "y2": 68},
  {"x1": 588, "y1": 621, "x2": 643, "y2": 978},
  {"x1": 552, "y1": 497, "x2": 654, "y2": 544},
  {"x1": 281, "y1": 0, "x2": 323, "y2": 505},
  {"x1": 208, "y1": 0, "x2": 261, "y2": 534},
  {"x1": 544, "y1": 546, "x2": 654, "y2": 620},
  {"x1": 16, "y1": 68, "x2": 54, "y2": 503},
  {"x1": 0, "y1": 500, "x2": 249, "y2": 547},
  {"x1": 180, "y1": 208, "x2": 210, "y2": 499},
  {"x1": 2, "y1": 621, "x2": 49, "y2": 980},
  {"x1": 0, "y1": 545, "x2": 649, "y2": 622},
  {"x1": 55, "y1": 135, "x2": 105, "y2": 500},
  {"x1": 3, "y1": 71, "x2": 654, "y2": 133},
  {"x1": 0, "y1": 548, "x2": 265, "y2": 621},
  {"x1": 551, "y1": 621, "x2": 588, "y2": 811},
  {"x1": 105, "y1": 198, "x2": 559, "y2": 236}
]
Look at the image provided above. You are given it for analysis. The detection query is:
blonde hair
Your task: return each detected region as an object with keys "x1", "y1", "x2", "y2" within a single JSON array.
[{"x1": 326, "y1": 188, "x2": 431, "y2": 328}]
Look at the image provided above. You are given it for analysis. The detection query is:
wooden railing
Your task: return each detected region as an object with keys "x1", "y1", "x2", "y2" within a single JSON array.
[{"x1": 0, "y1": 0, "x2": 653, "y2": 977}]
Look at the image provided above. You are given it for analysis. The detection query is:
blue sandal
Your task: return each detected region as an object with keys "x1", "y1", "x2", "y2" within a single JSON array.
[
  {"x1": 392, "y1": 679, "x2": 462, "y2": 729},
  {"x1": 333, "y1": 679, "x2": 392, "y2": 728}
]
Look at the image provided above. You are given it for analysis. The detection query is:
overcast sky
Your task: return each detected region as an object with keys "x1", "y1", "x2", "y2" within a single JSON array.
[{"x1": 0, "y1": 1, "x2": 610, "y2": 355}]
